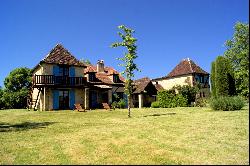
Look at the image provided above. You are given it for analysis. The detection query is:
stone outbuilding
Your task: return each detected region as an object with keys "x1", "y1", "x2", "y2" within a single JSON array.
[
  {"x1": 152, "y1": 58, "x2": 210, "y2": 98},
  {"x1": 131, "y1": 77, "x2": 160, "y2": 108}
]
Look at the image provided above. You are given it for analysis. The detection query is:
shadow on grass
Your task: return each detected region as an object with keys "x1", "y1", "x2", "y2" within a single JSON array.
[
  {"x1": 143, "y1": 113, "x2": 176, "y2": 117},
  {"x1": 0, "y1": 122, "x2": 57, "y2": 132}
]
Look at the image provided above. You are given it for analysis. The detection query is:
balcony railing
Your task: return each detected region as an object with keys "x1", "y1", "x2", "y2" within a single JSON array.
[{"x1": 33, "y1": 75, "x2": 87, "y2": 86}]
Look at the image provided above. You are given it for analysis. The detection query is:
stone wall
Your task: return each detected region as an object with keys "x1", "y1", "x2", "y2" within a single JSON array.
[
  {"x1": 75, "y1": 88, "x2": 85, "y2": 106},
  {"x1": 153, "y1": 74, "x2": 193, "y2": 90}
]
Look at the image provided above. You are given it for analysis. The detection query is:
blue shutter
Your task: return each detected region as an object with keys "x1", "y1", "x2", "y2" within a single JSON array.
[
  {"x1": 70, "y1": 89, "x2": 75, "y2": 110},
  {"x1": 69, "y1": 67, "x2": 75, "y2": 85},
  {"x1": 53, "y1": 90, "x2": 59, "y2": 110},
  {"x1": 53, "y1": 65, "x2": 59, "y2": 84},
  {"x1": 69, "y1": 67, "x2": 75, "y2": 77},
  {"x1": 195, "y1": 75, "x2": 200, "y2": 83},
  {"x1": 123, "y1": 93, "x2": 128, "y2": 108},
  {"x1": 53, "y1": 65, "x2": 59, "y2": 76},
  {"x1": 204, "y1": 76, "x2": 208, "y2": 83}
]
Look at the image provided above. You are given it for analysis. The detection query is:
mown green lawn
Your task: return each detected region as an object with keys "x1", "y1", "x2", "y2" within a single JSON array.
[{"x1": 0, "y1": 106, "x2": 249, "y2": 165}]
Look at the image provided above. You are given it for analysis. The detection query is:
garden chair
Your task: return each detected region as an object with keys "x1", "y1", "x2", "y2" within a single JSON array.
[
  {"x1": 102, "y1": 103, "x2": 111, "y2": 110},
  {"x1": 74, "y1": 104, "x2": 86, "y2": 112}
]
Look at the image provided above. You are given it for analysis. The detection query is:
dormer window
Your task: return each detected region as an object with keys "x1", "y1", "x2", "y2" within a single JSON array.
[
  {"x1": 113, "y1": 75, "x2": 119, "y2": 83},
  {"x1": 89, "y1": 73, "x2": 95, "y2": 82}
]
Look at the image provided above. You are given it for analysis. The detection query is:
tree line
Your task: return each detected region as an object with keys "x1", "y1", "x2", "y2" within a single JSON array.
[
  {"x1": 0, "y1": 67, "x2": 32, "y2": 109},
  {"x1": 211, "y1": 22, "x2": 249, "y2": 99}
]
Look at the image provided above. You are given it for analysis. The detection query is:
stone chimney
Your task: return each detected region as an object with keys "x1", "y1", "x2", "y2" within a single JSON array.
[{"x1": 97, "y1": 60, "x2": 105, "y2": 73}]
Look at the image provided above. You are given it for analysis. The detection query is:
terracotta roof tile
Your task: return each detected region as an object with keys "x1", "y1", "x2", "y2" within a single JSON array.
[
  {"x1": 84, "y1": 65, "x2": 125, "y2": 84},
  {"x1": 167, "y1": 58, "x2": 209, "y2": 77},
  {"x1": 42, "y1": 44, "x2": 86, "y2": 67},
  {"x1": 154, "y1": 84, "x2": 164, "y2": 91},
  {"x1": 133, "y1": 77, "x2": 151, "y2": 94}
]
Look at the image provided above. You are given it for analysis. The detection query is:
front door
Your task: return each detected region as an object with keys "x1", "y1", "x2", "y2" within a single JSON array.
[
  {"x1": 59, "y1": 90, "x2": 69, "y2": 109},
  {"x1": 89, "y1": 91, "x2": 98, "y2": 108}
]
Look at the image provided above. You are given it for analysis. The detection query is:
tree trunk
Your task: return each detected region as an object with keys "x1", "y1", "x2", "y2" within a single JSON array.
[{"x1": 128, "y1": 95, "x2": 131, "y2": 118}]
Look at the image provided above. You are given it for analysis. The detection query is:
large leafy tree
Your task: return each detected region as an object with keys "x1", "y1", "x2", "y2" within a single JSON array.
[
  {"x1": 2, "y1": 67, "x2": 32, "y2": 109},
  {"x1": 4, "y1": 67, "x2": 32, "y2": 92},
  {"x1": 224, "y1": 22, "x2": 249, "y2": 98},
  {"x1": 111, "y1": 25, "x2": 140, "y2": 117}
]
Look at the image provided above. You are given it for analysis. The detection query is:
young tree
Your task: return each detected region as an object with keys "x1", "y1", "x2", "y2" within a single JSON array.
[
  {"x1": 224, "y1": 22, "x2": 249, "y2": 98},
  {"x1": 111, "y1": 25, "x2": 140, "y2": 117}
]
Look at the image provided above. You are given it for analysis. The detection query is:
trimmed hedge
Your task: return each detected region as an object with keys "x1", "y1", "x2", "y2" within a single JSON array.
[
  {"x1": 151, "y1": 101, "x2": 160, "y2": 108},
  {"x1": 157, "y1": 90, "x2": 188, "y2": 108},
  {"x1": 209, "y1": 96, "x2": 245, "y2": 111}
]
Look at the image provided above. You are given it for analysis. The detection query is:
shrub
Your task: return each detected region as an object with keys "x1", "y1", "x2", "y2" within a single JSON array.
[
  {"x1": 117, "y1": 99, "x2": 126, "y2": 109},
  {"x1": 157, "y1": 90, "x2": 188, "y2": 108},
  {"x1": 158, "y1": 90, "x2": 175, "y2": 108},
  {"x1": 111, "y1": 101, "x2": 118, "y2": 109},
  {"x1": 209, "y1": 96, "x2": 245, "y2": 111},
  {"x1": 174, "y1": 85, "x2": 198, "y2": 106},
  {"x1": 195, "y1": 98, "x2": 208, "y2": 107},
  {"x1": 174, "y1": 94, "x2": 188, "y2": 107},
  {"x1": 151, "y1": 101, "x2": 160, "y2": 108}
]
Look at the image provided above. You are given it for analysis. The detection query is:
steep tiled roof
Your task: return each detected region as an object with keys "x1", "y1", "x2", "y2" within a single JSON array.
[
  {"x1": 154, "y1": 84, "x2": 164, "y2": 91},
  {"x1": 84, "y1": 65, "x2": 125, "y2": 84},
  {"x1": 41, "y1": 44, "x2": 87, "y2": 67},
  {"x1": 167, "y1": 58, "x2": 209, "y2": 77},
  {"x1": 152, "y1": 58, "x2": 209, "y2": 81},
  {"x1": 84, "y1": 65, "x2": 96, "y2": 73},
  {"x1": 133, "y1": 77, "x2": 151, "y2": 94}
]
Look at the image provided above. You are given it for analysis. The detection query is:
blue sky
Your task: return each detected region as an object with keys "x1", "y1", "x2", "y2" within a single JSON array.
[{"x1": 0, "y1": 0, "x2": 249, "y2": 87}]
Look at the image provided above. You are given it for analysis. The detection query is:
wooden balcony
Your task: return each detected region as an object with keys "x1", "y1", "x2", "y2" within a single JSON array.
[{"x1": 33, "y1": 75, "x2": 87, "y2": 87}]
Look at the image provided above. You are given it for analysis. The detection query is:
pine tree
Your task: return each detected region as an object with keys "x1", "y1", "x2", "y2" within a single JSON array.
[
  {"x1": 210, "y1": 61, "x2": 216, "y2": 97},
  {"x1": 215, "y1": 56, "x2": 235, "y2": 96}
]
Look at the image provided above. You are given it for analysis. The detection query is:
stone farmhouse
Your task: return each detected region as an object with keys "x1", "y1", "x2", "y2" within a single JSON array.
[
  {"x1": 151, "y1": 58, "x2": 210, "y2": 98},
  {"x1": 131, "y1": 77, "x2": 159, "y2": 108},
  {"x1": 28, "y1": 44, "x2": 125, "y2": 111}
]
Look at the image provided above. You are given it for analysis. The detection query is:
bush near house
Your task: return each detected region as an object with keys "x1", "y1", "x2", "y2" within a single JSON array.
[
  {"x1": 117, "y1": 99, "x2": 126, "y2": 109},
  {"x1": 174, "y1": 85, "x2": 198, "y2": 106},
  {"x1": 194, "y1": 98, "x2": 208, "y2": 107},
  {"x1": 157, "y1": 90, "x2": 188, "y2": 108},
  {"x1": 151, "y1": 101, "x2": 160, "y2": 108},
  {"x1": 111, "y1": 98, "x2": 126, "y2": 109},
  {"x1": 209, "y1": 96, "x2": 245, "y2": 111}
]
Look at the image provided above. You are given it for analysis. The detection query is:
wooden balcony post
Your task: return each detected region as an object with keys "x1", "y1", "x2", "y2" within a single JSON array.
[
  {"x1": 85, "y1": 88, "x2": 89, "y2": 110},
  {"x1": 43, "y1": 87, "x2": 46, "y2": 111}
]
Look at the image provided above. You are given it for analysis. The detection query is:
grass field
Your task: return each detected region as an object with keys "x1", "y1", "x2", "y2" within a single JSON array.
[{"x1": 0, "y1": 106, "x2": 249, "y2": 165}]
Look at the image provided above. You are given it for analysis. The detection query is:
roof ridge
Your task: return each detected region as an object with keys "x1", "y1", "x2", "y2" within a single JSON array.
[
  {"x1": 41, "y1": 44, "x2": 87, "y2": 67},
  {"x1": 187, "y1": 58, "x2": 193, "y2": 73}
]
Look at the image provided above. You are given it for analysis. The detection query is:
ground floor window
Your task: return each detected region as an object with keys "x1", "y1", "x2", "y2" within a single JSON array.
[{"x1": 59, "y1": 90, "x2": 69, "y2": 109}]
